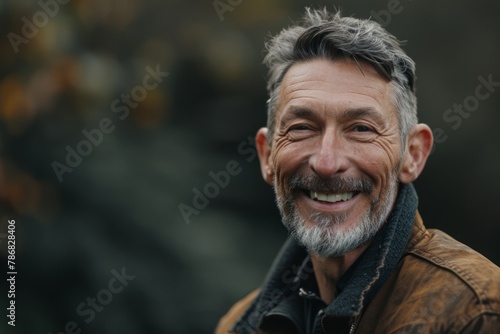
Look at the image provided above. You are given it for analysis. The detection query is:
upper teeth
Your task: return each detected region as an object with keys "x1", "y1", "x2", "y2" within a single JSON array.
[{"x1": 310, "y1": 191, "x2": 354, "y2": 203}]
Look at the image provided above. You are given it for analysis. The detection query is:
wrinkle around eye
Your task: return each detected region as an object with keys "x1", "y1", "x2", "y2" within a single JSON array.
[
  {"x1": 286, "y1": 125, "x2": 316, "y2": 141},
  {"x1": 353, "y1": 125, "x2": 373, "y2": 132},
  {"x1": 289, "y1": 124, "x2": 311, "y2": 131},
  {"x1": 346, "y1": 124, "x2": 379, "y2": 142}
]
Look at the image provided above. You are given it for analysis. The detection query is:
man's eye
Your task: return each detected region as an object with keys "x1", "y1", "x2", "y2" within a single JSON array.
[
  {"x1": 354, "y1": 125, "x2": 372, "y2": 132},
  {"x1": 290, "y1": 125, "x2": 310, "y2": 131},
  {"x1": 285, "y1": 124, "x2": 314, "y2": 141}
]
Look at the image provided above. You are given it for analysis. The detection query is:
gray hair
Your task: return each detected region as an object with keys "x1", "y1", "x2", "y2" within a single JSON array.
[{"x1": 264, "y1": 8, "x2": 418, "y2": 146}]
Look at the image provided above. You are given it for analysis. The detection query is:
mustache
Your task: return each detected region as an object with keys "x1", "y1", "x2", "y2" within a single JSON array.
[{"x1": 288, "y1": 173, "x2": 374, "y2": 194}]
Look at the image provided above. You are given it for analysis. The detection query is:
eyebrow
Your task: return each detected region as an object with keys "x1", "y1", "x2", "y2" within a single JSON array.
[
  {"x1": 339, "y1": 107, "x2": 386, "y2": 125},
  {"x1": 279, "y1": 106, "x2": 318, "y2": 129},
  {"x1": 279, "y1": 105, "x2": 386, "y2": 129}
]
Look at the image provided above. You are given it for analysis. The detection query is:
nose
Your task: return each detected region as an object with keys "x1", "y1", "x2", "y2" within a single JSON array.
[{"x1": 309, "y1": 130, "x2": 349, "y2": 178}]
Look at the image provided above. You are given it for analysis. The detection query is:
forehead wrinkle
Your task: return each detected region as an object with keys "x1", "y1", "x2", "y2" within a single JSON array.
[
  {"x1": 282, "y1": 75, "x2": 391, "y2": 104},
  {"x1": 281, "y1": 90, "x2": 388, "y2": 115},
  {"x1": 276, "y1": 59, "x2": 396, "y2": 127},
  {"x1": 281, "y1": 82, "x2": 388, "y2": 107}
]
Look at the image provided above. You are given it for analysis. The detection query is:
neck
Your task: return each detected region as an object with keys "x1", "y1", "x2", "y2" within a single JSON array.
[{"x1": 310, "y1": 243, "x2": 371, "y2": 304}]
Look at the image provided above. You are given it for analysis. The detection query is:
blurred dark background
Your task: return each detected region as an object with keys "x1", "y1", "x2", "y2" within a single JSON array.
[{"x1": 0, "y1": 0, "x2": 499, "y2": 333}]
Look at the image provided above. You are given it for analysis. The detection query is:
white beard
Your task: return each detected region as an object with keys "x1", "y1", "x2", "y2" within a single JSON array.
[{"x1": 274, "y1": 173, "x2": 399, "y2": 258}]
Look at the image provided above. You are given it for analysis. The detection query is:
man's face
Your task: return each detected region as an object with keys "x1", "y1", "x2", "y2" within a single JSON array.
[{"x1": 264, "y1": 58, "x2": 404, "y2": 257}]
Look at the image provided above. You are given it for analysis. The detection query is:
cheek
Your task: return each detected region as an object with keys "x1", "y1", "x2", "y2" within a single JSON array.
[
  {"x1": 356, "y1": 147, "x2": 400, "y2": 187},
  {"x1": 272, "y1": 142, "x2": 308, "y2": 188}
]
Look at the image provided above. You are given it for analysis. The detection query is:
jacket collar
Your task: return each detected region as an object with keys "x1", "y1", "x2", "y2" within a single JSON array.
[
  {"x1": 324, "y1": 182, "x2": 418, "y2": 317},
  {"x1": 232, "y1": 183, "x2": 419, "y2": 333}
]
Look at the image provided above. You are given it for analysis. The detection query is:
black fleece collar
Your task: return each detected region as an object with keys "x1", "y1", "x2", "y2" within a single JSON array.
[{"x1": 232, "y1": 183, "x2": 419, "y2": 334}]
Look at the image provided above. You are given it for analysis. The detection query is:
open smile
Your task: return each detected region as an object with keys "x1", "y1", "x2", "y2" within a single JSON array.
[
  {"x1": 296, "y1": 190, "x2": 361, "y2": 213},
  {"x1": 309, "y1": 191, "x2": 357, "y2": 203}
]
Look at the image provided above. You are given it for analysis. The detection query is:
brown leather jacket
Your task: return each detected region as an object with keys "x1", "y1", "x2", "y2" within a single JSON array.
[{"x1": 216, "y1": 213, "x2": 500, "y2": 333}]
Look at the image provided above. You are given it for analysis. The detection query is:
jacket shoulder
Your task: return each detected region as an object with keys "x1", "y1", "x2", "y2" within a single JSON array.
[
  {"x1": 363, "y1": 227, "x2": 500, "y2": 333},
  {"x1": 403, "y1": 228, "x2": 500, "y2": 328},
  {"x1": 215, "y1": 289, "x2": 260, "y2": 334},
  {"x1": 410, "y1": 227, "x2": 500, "y2": 307}
]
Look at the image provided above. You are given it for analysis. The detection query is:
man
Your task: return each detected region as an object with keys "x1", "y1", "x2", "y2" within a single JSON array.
[{"x1": 216, "y1": 8, "x2": 500, "y2": 334}]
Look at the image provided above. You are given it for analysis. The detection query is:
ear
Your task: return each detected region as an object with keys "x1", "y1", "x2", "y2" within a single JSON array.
[
  {"x1": 398, "y1": 124, "x2": 434, "y2": 184},
  {"x1": 256, "y1": 127, "x2": 274, "y2": 185}
]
